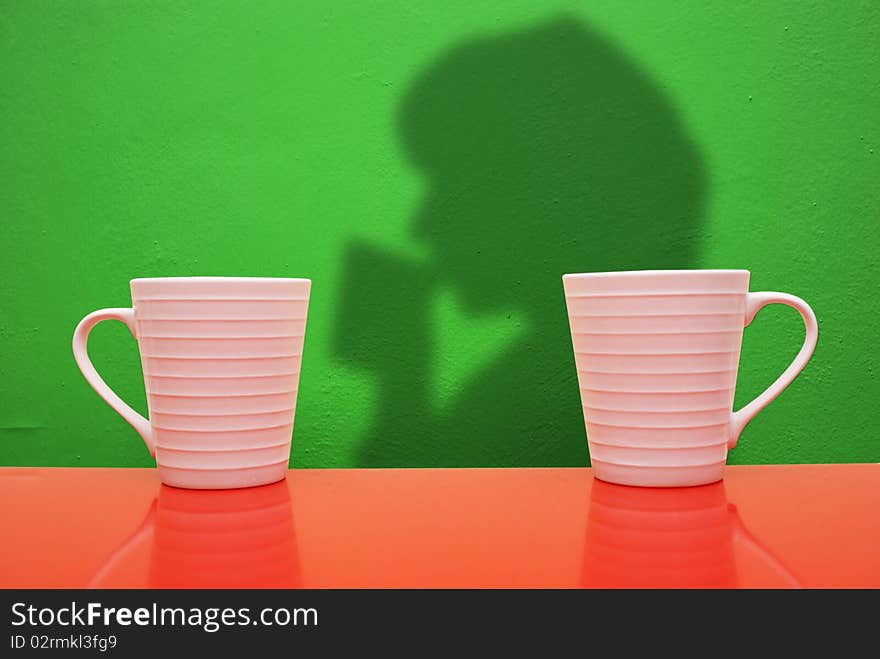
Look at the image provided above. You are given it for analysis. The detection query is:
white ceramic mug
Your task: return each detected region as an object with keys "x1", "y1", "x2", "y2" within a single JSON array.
[
  {"x1": 563, "y1": 270, "x2": 817, "y2": 487},
  {"x1": 73, "y1": 277, "x2": 310, "y2": 489}
]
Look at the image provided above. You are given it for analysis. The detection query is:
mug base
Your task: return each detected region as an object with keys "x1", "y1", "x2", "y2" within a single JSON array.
[
  {"x1": 158, "y1": 462, "x2": 289, "y2": 490},
  {"x1": 592, "y1": 459, "x2": 724, "y2": 488}
]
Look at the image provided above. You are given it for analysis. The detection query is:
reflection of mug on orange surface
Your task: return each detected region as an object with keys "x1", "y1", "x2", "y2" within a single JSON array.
[
  {"x1": 581, "y1": 479, "x2": 800, "y2": 588},
  {"x1": 90, "y1": 480, "x2": 301, "y2": 588}
]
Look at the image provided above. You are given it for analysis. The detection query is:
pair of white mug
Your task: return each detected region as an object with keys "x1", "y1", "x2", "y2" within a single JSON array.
[{"x1": 73, "y1": 271, "x2": 817, "y2": 489}]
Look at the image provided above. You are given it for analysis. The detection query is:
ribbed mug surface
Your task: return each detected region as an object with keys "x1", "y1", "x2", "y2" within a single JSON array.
[
  {"x1": 563, "y1": 270, "x2": 749, "y2": 487},
  {"x1": 131, "y1": 277, "x2": 310, "y2": 489}
]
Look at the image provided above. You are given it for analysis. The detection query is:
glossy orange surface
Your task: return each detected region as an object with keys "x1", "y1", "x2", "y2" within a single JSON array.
[{"x1": 1, "y1": 464, "x2": 877, "y2": 588}]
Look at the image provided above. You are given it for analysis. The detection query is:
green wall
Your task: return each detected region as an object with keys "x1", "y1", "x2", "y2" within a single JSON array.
[{"x1": 2, "y1": 1, "x2": 878, "y2": 468}]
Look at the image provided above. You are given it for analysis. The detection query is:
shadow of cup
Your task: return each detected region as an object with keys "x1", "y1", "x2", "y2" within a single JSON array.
[
  {"x1": 89, "y1": 480, "x2": 301, "y2": 588},
  {"x1": 582, "y1": 479, "x2": 801, "y2": 588}
]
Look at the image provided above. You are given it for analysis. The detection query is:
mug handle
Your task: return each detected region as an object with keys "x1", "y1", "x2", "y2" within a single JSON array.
[
  {"x1": 72, "y1": 308, "x2": 155, "y2": 456},
  {"x1": 729, "y1": 292, "x2": 818, "y2": 449}
]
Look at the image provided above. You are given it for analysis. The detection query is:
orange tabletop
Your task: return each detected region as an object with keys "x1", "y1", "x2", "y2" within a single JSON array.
[{"x1": 0, "y1": 464, "x2": 877, "y2": 589}]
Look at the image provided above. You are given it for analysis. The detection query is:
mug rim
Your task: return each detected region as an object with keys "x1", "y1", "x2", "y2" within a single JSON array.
[
  {"x1": 130, "y1": 276, "x2": 311, "y2": 284},
  {"x1": 562, "y1": 269, "x2": 749, "y2": 280}
]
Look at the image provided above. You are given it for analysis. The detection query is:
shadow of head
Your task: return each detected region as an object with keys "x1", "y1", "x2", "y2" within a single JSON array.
[
  {"x1": 398, "y1": 16, "x2": 706, "y2": 314},
  {"x1": 336, "y1": 16, "x2": 707, "y2": 466}
]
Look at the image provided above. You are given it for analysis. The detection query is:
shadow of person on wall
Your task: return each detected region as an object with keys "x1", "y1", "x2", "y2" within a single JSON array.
[{"x1": 335, "y1": 16, "x2": 707, "y2": 467}]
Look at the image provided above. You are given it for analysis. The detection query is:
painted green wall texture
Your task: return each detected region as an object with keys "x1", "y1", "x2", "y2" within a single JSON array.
[{"x1": 1, "y1": 1, "x2": 878, "y2": 468}]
